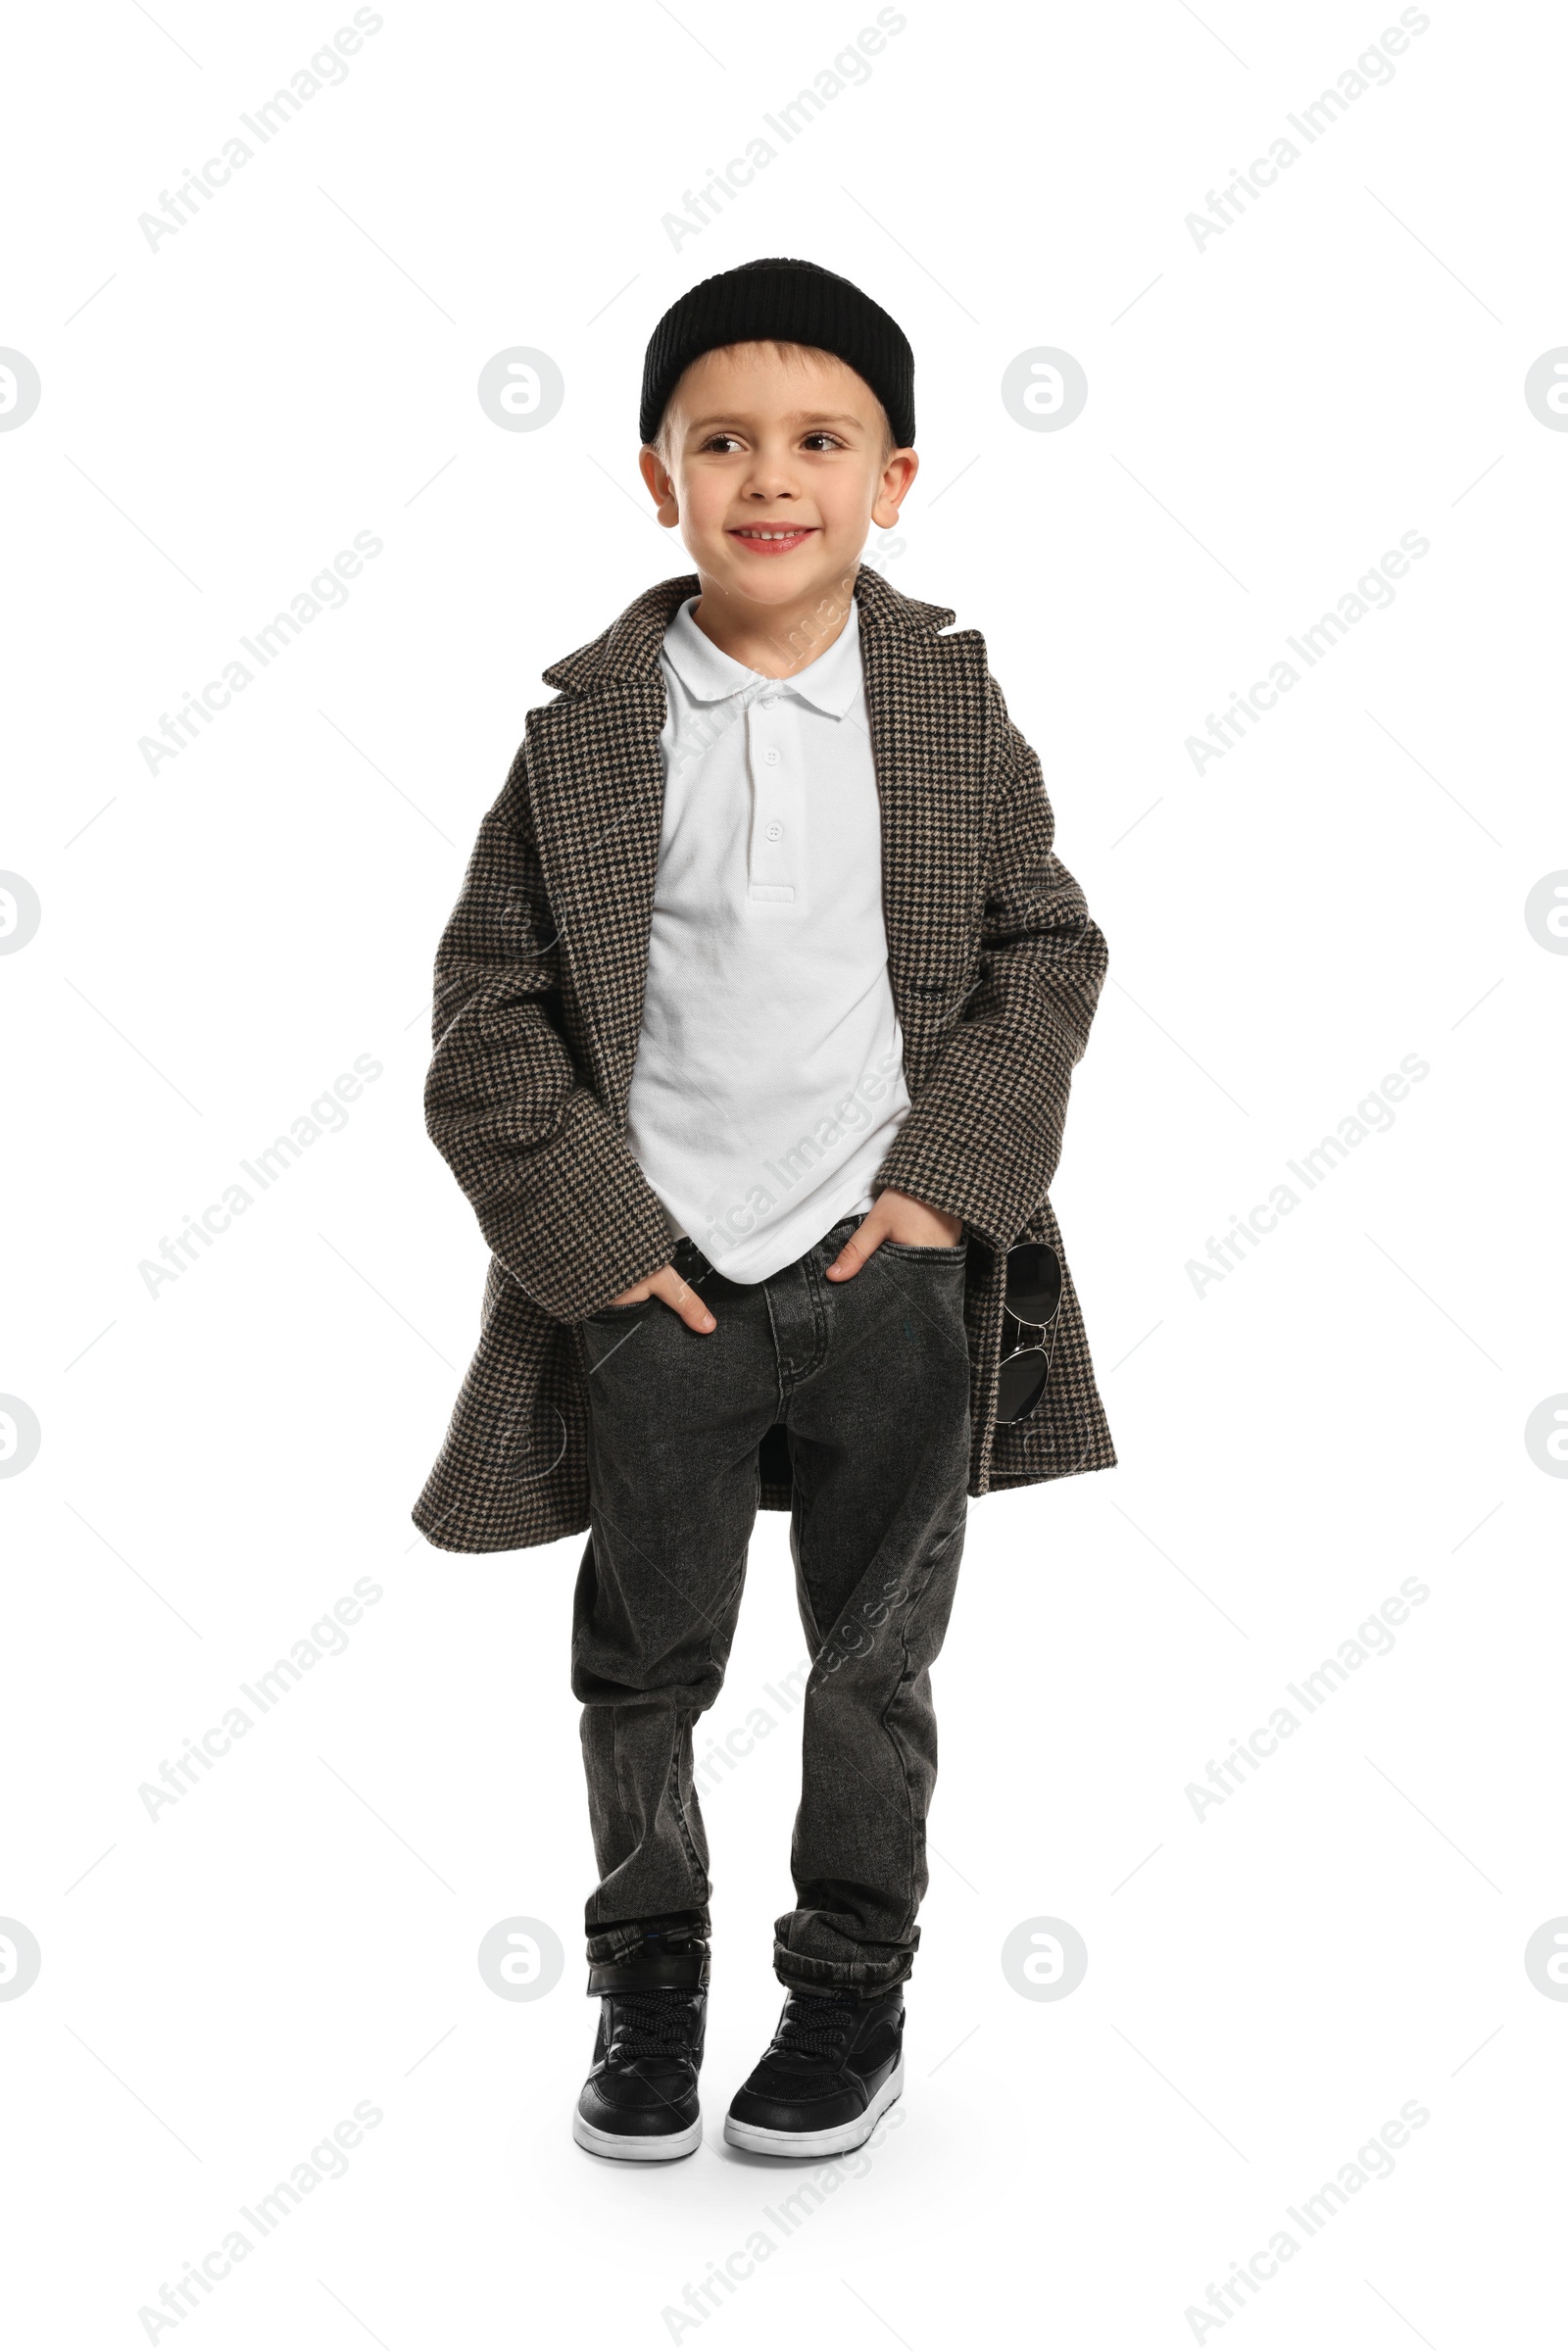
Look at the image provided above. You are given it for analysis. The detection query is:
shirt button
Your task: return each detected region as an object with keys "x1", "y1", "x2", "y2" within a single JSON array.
[
  {"x1": 765, "y1": 820, "x2": 784, "y2": 842},
  {"x1": 760, "y1": 697, "x2": 779, "y2": 710},
  {"x1": 760, "y1": 748, "x2": 781, "y2": 765}
]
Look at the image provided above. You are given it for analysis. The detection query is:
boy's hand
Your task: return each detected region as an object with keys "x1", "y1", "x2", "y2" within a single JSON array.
[
  {"x1": 603, "y1": 1264, "x2": 716, "y2": 1331},
  {"x1": 825, "y1": 1188, "x2": 963, "y2": 1280}
]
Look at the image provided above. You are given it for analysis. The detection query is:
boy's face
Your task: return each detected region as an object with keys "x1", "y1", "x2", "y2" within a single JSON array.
[{"x1": 639, "y1": 342, "x2": 916, "y2": 621}]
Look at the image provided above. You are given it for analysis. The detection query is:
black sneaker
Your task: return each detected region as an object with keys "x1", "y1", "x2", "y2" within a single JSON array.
[
  {"x1": 573, "y1": 1940, "x2": 708, "y2": 2162},
  {"x1": 723, "y1": 1985, "x2": 905, "y2": 2158}
]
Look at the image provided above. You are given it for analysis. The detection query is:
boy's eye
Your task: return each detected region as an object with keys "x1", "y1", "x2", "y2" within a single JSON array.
[{"x1": 695, "y1": 430, "x2": 848, "y2": 454}]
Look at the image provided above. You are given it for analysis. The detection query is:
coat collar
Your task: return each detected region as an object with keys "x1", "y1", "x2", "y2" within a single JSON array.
[{"x1": 540, "y1": 564, "x2": 959, "y2": 700}]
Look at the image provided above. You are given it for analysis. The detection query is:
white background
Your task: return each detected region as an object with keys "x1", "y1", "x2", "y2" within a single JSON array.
[{"x1": 4, "y1": 1, "x2": 1565, "y2": 2342}]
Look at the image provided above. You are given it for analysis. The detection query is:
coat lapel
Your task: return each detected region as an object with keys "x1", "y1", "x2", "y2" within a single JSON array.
[
  {"x1": 526, "y1": 566, "x2": 995, "y2": 1125},
  {"x1": 853, "y1": 566, "x2": 992, "y2": 1091},
  {"x1": 524, "y1": 578, "x2": 689, "y2": 1120}
]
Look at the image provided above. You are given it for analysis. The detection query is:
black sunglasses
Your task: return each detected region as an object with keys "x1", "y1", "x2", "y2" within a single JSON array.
[{"x1": 997, "y1": 1242, "x2": 1062, "y2": 1426}]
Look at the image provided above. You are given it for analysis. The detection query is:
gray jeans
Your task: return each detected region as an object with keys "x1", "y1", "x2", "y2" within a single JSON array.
[{"x1": 572, "y1": 1213, "x2": 972, "y2": 1998}]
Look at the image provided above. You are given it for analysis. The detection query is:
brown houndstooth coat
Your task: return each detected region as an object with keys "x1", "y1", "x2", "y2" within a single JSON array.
[{"x1": 414, "y1": 563, "x2": 1115, "y2": 1552}]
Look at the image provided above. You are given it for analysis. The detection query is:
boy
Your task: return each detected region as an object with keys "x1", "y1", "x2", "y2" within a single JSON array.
[{"x1": 416, "y1": 258, "x2": 1114, "y2": 2161}]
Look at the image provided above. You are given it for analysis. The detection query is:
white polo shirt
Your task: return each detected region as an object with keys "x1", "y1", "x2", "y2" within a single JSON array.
[{"x1": 623, "y1": 593, "x2": 913, "y2": 1285}]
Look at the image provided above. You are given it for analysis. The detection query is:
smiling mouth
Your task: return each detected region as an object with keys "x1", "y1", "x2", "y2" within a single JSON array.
[{"x1": 728, "y1": 525, "x2": 818, "y2": 551}]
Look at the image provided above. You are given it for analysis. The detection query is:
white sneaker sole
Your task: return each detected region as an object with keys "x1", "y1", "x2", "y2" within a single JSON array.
[
  {"x1": 572, "y1": 2107, "x2": 703, "y2": 2162},
  {"x1": 722, "y1": 2057, "x2": 905, "y2": 2159}
]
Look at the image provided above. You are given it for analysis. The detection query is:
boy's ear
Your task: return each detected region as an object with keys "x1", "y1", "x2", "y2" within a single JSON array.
[
  {"x1": 870, "y1": 447, "x2": 918, "y2": 531},
  {"x1": 638, "y1": 444, "x2": 680, "y2": 528}
]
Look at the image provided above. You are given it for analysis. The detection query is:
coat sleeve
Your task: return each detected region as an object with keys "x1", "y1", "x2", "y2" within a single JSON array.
[
  {"x1": 423, "y1": 741, "x2": 679, "y2": 1322},
  {"x1": 870, "y1": 677, "x2": 1108, "y2": 1255}
]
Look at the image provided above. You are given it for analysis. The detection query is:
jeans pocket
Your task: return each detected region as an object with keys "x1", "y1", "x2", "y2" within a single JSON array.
[{"x1": 877, "y1": 1239, "x2": 968, "y2": 1260}]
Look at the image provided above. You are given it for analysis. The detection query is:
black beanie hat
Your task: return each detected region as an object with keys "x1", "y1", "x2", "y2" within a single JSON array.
[{"x1": 640, "y1": 257, "x2": 914, "y2": 451}]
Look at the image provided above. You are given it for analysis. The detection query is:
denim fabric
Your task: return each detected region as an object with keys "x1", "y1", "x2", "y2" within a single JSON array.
[{"x1": 574, "y1": 1213, "x2": 971, "y2": 1997}]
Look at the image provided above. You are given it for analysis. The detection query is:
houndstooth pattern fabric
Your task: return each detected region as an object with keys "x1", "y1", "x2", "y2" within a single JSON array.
[{"x1": 414, "y1": 564, "x2": 1115, "y2": 1553}]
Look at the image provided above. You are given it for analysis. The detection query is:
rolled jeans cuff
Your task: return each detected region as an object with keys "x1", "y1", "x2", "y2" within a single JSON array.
[
  {"x1": 772, "y1": 1938, "x2": 913, "y2": 2000},
  {"x1": 584, "y1": 1909, "x2": 710, "y2": 1968}
]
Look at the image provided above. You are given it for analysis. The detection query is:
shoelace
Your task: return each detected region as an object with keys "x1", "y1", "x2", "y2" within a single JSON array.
[
  {"x1": 772, "y1": 1994, "x2": 860, "y2": 2064},
  {"x1": 606, "y1": 1991, "x2": 700, "y2": 2066}
]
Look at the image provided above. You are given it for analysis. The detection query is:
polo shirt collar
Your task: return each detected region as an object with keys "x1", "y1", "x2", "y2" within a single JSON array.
[{"x1": 662, "y1": 593, "x2": 862, "y2": 719}]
